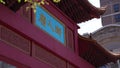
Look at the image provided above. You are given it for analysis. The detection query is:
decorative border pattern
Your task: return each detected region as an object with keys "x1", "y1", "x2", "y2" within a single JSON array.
[
  {"x1": 0, "y1": 25, "x2": 31, "y2": 55},
  {"x1": 32, "y1": 42, "x2": 66, "y2": 68}
]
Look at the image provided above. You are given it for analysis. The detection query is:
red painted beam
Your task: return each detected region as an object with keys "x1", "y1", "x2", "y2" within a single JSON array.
[{"x1": 0, "y1": 41, "x2": 52, "y2": 68}]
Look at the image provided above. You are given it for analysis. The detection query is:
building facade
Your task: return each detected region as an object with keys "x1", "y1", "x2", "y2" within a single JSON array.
[
  {"x1": 88, "y1": 0, "x2": 120, "y2": 68},
  {"x1": 100, "y1": 0, "x2": 120, "y2": 26},
  {"x1": 99, "y1": 0, "x2": 120, "y2": 56}
]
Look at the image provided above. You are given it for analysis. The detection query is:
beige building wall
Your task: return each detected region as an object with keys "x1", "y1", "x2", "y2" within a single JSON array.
[
  {"x1": 91, "y1": 25, "x2": 120, "y2": 54},
  {"x1": 100, "y1": 0, "x2": 120, "y2": 26}
]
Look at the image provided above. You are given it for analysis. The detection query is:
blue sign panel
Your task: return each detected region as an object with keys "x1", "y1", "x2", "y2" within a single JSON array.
[{"x1": 35, "y1": 5, "x2": 65, "y2": 44}]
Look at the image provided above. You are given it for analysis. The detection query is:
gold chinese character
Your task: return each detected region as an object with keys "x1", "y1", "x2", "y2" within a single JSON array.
[
  {"x1": 55, "y1": 26, "x2": 61, "y2": 36},
  {"x1": 40, "y1": 14, "x2": 46, "y2": 26},
  {"x1": 48, "y1": 21, "x2": 54, "y2": 32}
]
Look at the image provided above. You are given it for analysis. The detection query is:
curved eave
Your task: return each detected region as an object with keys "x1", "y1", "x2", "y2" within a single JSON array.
[
  {"x1": 78, "y1": 35, "x2": 120, "y2": 67},
  {"x1": 78, "y1": 35, "x2": 120, "y2": 58},
  {"x1": 84, "y1": 0, "x2": 106, "y2": 17},
  {"x1": 49, "y1": 0, "x2": 106, "y2": 23},
  {"x1": 3, "y1": 0, "x2": 106, "y2": 23}
]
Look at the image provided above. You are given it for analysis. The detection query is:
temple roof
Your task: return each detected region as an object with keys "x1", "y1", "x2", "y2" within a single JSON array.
[
  {"x1": 3, "y1": 0, "x2": 106, "y2": 23},
  {"x1": 49, "y1": 0, "x2": 106, "y2": 23},
  {"x1": 78, "y1": 35, "x2": 120, "y2": 67}
]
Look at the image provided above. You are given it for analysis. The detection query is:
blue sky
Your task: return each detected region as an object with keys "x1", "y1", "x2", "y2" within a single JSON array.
[{"x1": 78, "y1": 0, "x2": 102, "y2": 35}]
